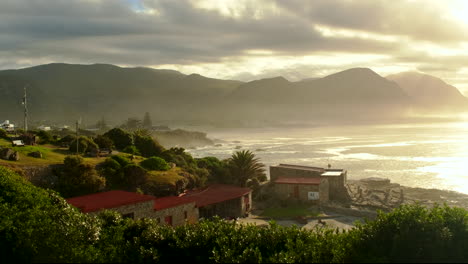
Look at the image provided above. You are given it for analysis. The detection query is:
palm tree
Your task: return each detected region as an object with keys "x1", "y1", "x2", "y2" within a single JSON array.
[{"x1": 228, "y1": 150, "x2": 266, "y2": 187}]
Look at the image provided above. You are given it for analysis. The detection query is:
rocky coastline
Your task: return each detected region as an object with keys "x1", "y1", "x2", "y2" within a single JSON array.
[{"x1": 346, "y1": 177, "x2": 468, "y2": 211}]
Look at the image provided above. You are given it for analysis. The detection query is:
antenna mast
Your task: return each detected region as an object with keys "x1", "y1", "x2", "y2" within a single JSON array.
[{"x1": 23, "y1": 86, "x2": 28, "y2": 132}]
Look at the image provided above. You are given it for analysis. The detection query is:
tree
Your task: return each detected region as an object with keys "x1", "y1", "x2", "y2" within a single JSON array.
[
  {"x1": 196, "y1": 156, "x2": 231, "y2": 184},
  {"x1": 227, "y1": 150, "x2": 266, "y2": 187},
  {"x1": 103, "y1": 128, "x2": 133, "y2": 150},
  {"x1": 56, "y1": 155, "x2": 106, "y2": 197},
  {"x1": 69, "y1": 136, "x2": 99, "y2": 154},
  {"x1": 142, "y1": 112, "x2": 152, "y2": 129},
  {"x1": 140, "y1": 156, "x2": 170, "y2": 171},
  {"x1": 94, "y1": 135, "x2": 114, "y2": 150},
  {"x1": 134, "y1": 134, "x2": 164, "y2": 157}
]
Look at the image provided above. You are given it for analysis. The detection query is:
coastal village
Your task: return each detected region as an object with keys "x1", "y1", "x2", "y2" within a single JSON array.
[{"x1": 2, "y1": 118, "x2": 468, "y2": 231}]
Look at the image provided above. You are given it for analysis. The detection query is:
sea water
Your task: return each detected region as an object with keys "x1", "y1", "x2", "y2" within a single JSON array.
[{"x1": 186, "y1": 122, "x2": 468, "y2": 194}]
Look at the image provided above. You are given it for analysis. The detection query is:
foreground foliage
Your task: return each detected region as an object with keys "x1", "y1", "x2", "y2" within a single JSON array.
[{"x1": 1, "y1": 166, "x2": 467, "y2": 263}]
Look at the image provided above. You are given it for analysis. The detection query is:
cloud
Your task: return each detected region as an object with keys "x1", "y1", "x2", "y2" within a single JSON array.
[{"x1": 0, "y1": 0, "x2": 467, "y2": 94}]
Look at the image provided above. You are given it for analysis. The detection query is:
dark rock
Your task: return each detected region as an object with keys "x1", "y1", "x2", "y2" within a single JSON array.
[
  {"x1": 28, "y1": 151, "x2": 43, "y2": 158},
  {"x1": 0, "y1": 148, "x2": 15, "y2": 160},
  {"x1": 10, "y1": 151, "x2": 19, "y2": 161}
]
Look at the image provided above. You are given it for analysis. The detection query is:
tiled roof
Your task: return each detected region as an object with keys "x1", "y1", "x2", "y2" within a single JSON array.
[
  {"x1": 274, "y1": 177, "x2": 321, "y2": 185},
  {"x1": 182, "y1": 184, "x2": 251, "y2": 208},
  {"x1": 153, "y1": 195, "x2": 195, "y2": 211},
  {"x1": 67, "y1": 190, "x2": 155, "y2": 213},
  {"x1": 273, "y1": 164, "x2": 325, "y2": 172}
]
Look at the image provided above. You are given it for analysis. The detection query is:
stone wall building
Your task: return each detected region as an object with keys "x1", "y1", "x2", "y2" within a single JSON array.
[
  {"x1": 67, "y1": 184, "x2": 252, "y2": 226},
  {"x1": 152, "y1": 196, "x2": 198, "y2": 226},
  {"x1": 274, "y1": 177, "x2": 329, "y2": 204},
  {"x1": 182, "y1": 184, "x2": 252, "y2": 219},
  {"x1": 270, "y1": 164, "x2": 348, "y2": 202},
  {"x1": 66, "y1": 190, "x2": 156, "y2": 219}
]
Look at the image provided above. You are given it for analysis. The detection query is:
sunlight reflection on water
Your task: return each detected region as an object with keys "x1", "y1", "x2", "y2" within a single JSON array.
[{"x1": 187, "y1": 122, "x2": 468, "y2": 194}]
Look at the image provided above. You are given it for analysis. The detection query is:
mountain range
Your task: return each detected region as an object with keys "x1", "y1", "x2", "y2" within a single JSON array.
[{"x1": 0, "y1": 63, "x2": 466, "y2": 127}]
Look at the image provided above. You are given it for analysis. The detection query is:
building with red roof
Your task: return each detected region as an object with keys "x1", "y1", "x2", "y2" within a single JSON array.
[
  {"x1": 269, "y1": 163, "x2": 351, "y2": 203},
  {"x1": 67, "y1": 184, "x2": 252, "y2": 225},
  {"x1": 67, "y1": 190, "x2": 156, "y2": 219},
  {"x1": 182, "y1": 184, "x2": 252, "y2": 219}
]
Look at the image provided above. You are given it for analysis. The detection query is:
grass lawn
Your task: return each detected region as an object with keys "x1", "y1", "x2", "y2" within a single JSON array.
[
  {"x1": 261, "y1": 205, "x2": 320, "y2": 219},
  {"x1": 0, "y1": 143, "x2": 109, "y2": 166},
  {"x1": 148, "y1": 167, "x2": 185, "y2": 185}
]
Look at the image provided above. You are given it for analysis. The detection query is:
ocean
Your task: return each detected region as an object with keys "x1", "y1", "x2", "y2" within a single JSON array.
[{"x1": 186, "y1": 122, "x2": 468, "y2": 194}]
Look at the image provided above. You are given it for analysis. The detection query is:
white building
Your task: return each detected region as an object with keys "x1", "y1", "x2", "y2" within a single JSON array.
[{"x1": 1, "y1": 120, "x2": 15, "y2": 132}]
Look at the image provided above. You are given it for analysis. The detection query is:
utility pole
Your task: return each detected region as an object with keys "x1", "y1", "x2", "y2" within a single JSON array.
[
  {"x1": 22, "y1": 86, "x2": 28, "y2": 132},
  {"x1": 76, "y1": 119, "x2": 79, "y2": 155},
  {"x1": 76, "y1": 117, "x2": 82, "y2": 155}
]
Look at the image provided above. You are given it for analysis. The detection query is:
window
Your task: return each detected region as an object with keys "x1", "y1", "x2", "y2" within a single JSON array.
[
  {"x1": 165, "y1": 215, "x2": 173, "y2": 226},
  {"x1": 122, "y1": 213, "x2": 134, "y2": 219},
  {"x1": 184, "y1": 211, "x2": 188, "y2": 220},
  {"x1": 293, "y1": 186, "x2": 299, "y2": 198}
]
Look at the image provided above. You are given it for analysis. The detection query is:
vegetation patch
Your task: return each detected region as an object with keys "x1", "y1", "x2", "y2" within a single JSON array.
[
  {"x1": 261, "y1": 205, "x2": 320, "y2": 219},
  {"x1": 148, "y1": 167, "x2": 185, "y2": 185}
]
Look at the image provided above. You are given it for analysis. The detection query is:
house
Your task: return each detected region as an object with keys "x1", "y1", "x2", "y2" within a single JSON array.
[
  {"x1": 1, "y1": 120, "x2": 15, "y2": 132},
  {"x1": 67, "y1": 184, "x2": 252, "y2": 226},
  {"x1": 181, "y1": 184, "x2": 252, "y2": 219},
  {"x1": 66, "y1": 190, "x2": 156, "y2": 219},
  {"x1": 270, "y1": 164, "x2": 348, "y2": 202},
  {"x1": 153, "y1": 195, "x2": 198, "y2": 226},
  {"x1": 37, "y1": 125, "x2": 51, "y2": 131}
]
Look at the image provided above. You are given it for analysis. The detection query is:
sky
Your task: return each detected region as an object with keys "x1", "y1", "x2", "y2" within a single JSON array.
[{"x1": 1, "y1": 0, "x2": 468, "y2": 94}]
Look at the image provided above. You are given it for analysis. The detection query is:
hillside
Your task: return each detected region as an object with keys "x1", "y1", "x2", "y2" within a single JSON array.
[
  {"x1": 0, "y1": 63, "x2": 241, "y2": 124},
  {"x1": 386, "y1": 71, "x2": 468, "y2": 110},
  {"x1": 225, "y1": 68, "x2": 412, "y2": 124},
  {"x1": 1, "y1": 63, "x2": 466, "y2": 127}
]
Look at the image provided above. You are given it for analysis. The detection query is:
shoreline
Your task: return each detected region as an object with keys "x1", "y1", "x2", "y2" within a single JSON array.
[{"x1": 237, "y1": 178, "x2": 468, "y2": 230}]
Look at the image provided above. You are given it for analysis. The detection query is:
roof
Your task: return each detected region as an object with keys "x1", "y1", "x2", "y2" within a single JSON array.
[
  {"x1": 182, "y1": 184, "x2": 251, "y2": 208},
  {"x1": 67, "y1": 190, "x2": 155, "y2": 213},
  {"x1": 153, "y1": 195, "x2": 195, "y2": 211},
  {"x1": 274, "y1": 177, "x2": 322, "y2": 185},
  {"x1": 321, "y1": 171, "x2": 343, "y2": 177},
  {"x1": 272, "y1": 164, "x2": 325, "y2": 172}
]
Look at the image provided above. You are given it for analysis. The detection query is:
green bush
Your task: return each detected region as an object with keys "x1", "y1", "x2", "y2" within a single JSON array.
[
  {"x1": 122, "y1": 145, "x2": 140, "y2": 155},
  {"x1": 134, "y1": 134, "x2": 164, "y2": 157},
  {"x1": 103, "y1": 128, "x2": 133, "y2": 150},
  {"x1": 69, "y1": 136, "x2": 99, "y2": 154},
  {"x1": 94, "y1": 135, "x2": 114, "y2": 150},
  {"x1": 0, "y1": 128, "x2": 8, "y2": 140},
  {"x1": 0, "y1": 166, "x2": 101, "y2": 263},
  {"x1": 36, "y1": 130, "x2": 54, "y2": 144},
  {"x1": 140, "y1": 156, "x2": 171, "y2": 171},
  {"x1": 2, "y1": 165, "x2": 468, "y2": 263}
]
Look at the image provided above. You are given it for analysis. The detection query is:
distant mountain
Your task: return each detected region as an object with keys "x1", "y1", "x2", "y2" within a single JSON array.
[
  {"x1": 225, "y1": 68, "x2": 411, "y2": 124},
  {"x1": 0, "y1": 63, "x2": 465, "y2": 128},
  {"x1": 386, "y1": 72, "x2": 468, "y2": 110},
  {"x1": 0, "y1": 63, "x2": 241, "y2": 125}
]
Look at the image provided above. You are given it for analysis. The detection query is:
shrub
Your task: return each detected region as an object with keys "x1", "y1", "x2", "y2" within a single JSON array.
[
  {"x1": 140, "y1": 156, "x2": 170, "y2": 171},
  {"x1": 103, "y1": 128, "x2": 133, "y2": 150},
  {"x1": 36, "y1": 130, "x2": 54, "y2": 144},
  {"x1": 122, "y1": 145, "x2": 140, "y2": 155},
  {"x1": 134, "y1": 134, "x2": 164, "y2": 157},
  {"x1": 69, "y1": 136, "x2": 99, "y2": 154},
  {"x1": 94, "y1": 135, "x2": 114, "y2": 150},
  {"x1": 0, "y1": 128, "x2": 8, "y2": 140},
  {"x1": 56, "y1": 155, "x2": 106, "y2": 197}
]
